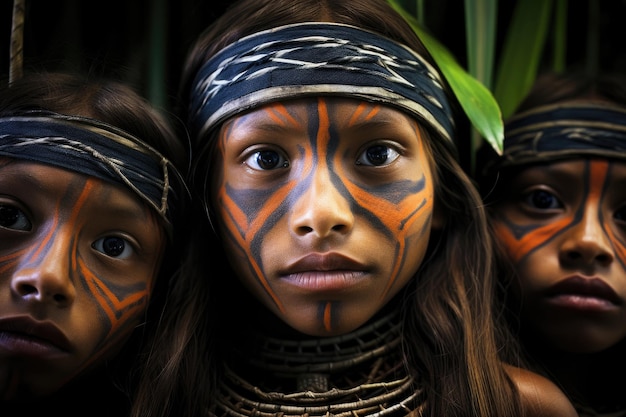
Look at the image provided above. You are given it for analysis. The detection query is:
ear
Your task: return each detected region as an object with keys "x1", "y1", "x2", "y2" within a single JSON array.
[{"x1": 431, "y1": 202, "x2": 445, "y2": 230}]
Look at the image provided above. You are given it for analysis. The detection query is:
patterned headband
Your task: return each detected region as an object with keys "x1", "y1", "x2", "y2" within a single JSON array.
[
  {"x1": 0, "y1": 113, "x2": 183, "y2": 231},
  {"x1": 188, "y1": 22, "x2": 455, "y2": 145},
  {"x1": 482, "y1": 101, "x2": 626, "y2": 176}
]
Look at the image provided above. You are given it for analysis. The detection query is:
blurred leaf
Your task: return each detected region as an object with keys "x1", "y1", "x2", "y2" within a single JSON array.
[
  {"x1": 464, "y1": 0, "x2": 498, "y2": 170},
  {"x1": 464, "y1": 0, "x2": 496, "y2": 90},
  {"x1": 388, "y1": 0, "x2": 503, "y2": 154},
  {"x1": 493, "y1": 0, "x2": 554, "y2": 118},
  {"x1": 148, "y1": 0, "x2": 167, "y2": 108}
]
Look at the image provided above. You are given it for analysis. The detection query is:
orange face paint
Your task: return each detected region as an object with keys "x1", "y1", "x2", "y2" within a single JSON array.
[{"x1": 211, "y1": 97, "x2": 435, "y2": 336}]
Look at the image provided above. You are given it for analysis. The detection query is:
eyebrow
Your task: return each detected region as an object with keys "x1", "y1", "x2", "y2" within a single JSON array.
[
  {"x1": 0, "y1": 164, "x2": 46, "y2": 189},
  {"x1": 346, "y1": 118, "x2": 398, "y2": 130},
  {"x1": 0, "y1": 165, "x2": 149, "y2": 217},
  {"x1": 94, "y1": 196, "x2": 152, "y2": 220}
]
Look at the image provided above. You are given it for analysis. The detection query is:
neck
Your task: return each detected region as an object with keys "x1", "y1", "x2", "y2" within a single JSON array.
[{"x1": 214, "y1": 302, "x2": 424, "y2": 417}]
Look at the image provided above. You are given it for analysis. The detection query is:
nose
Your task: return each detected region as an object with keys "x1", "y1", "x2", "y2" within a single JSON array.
[
  {"x1": 559, "y1": 206, "x2": 614, "y2": 268},
  {"x1": 290, "y1": 166, "x2": 354, "y2": 239},
  {"x1": 11, "y1": 231, "x2": 76, "y2": 307}
]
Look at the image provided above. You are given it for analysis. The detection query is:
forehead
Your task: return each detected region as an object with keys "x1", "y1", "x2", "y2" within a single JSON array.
[
  {"x1": 0, "y1": 158, "x2": 149, "y2": 209},
  {"x1": 514, "y1": 157, "x2": 626, "y2": 172},
  {"x1": 501, "y1": 158, "x2": 626, "y2": 189},
  {"x1": 231, "y1": 97, "x2": 417, "y2": 125}
]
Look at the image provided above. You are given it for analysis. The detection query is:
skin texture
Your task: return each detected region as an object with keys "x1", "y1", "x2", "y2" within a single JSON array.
[
  {"x1": 506, "y1": 364, "x2": 579, "y2": 417},
  {"x1": 208, "y1": 96, "x2": 579, "y2": 417},
  {"x1": 211, "y1": 97, "x2": 438, "y2": 337},
  {"x1": 0, "y1": 160, "x2": 165, "y2": 400},
  {"x1": 492, "y1": 158, "x2": 626, "y2": 353}
]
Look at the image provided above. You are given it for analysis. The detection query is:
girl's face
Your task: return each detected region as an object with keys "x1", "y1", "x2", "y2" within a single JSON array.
[
  {"x1": 211, "y1": 97, "x2": 438, "y2": 337},
  {"x1": 0, "y1": 160, "x2": 166, "y2": 399},
  {"x1": 492, "y1": 158, "x2": 626, "y2": 353}
]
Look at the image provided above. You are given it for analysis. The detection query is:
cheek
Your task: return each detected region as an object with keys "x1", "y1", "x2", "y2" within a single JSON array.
[
  {"x1": 493, "y1": 220, "x2": 517, "y2": 258},
  {"x1": 492, "y1": 214, "x2": 536, "y2": 265},
  {"x1": 492, "y1": 217, "x2": 551, "y2": 296},
  {"x1": 397, "y1": 217, "x2": 432, "y2": 276},
  {"x1": 363, "y1": 187, "x2": 435, "y2": 295},
  {"x1": 80, "y1": 272, "x2": 151, "y2": 334}
]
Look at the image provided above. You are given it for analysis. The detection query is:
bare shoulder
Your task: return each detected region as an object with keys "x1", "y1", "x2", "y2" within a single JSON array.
[{"x1": 504, "y1": 364, "x2": 577, "y2": 417}]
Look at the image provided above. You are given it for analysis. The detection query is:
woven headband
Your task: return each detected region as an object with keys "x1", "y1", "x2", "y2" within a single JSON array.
[
  {"x1": 0, "y1": 113, "x2": 181, "y2": 230},
  {"x1": 482, "y1": 101, "x2": 626, "y2": 176},
  {"x1": 188, "y1": 22, "x2": 455, "y2": 145}
]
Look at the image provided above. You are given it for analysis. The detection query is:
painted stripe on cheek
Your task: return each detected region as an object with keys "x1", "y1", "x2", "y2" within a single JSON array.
[
  {"x1": 337, "y1": 112, "x2": 432, "y2": 298},
  {"x1": 498, "y1": 160, "x2": 612, "y2": 264},
  {"x1": 591, "y1": 161, "x2": 626, "y2": 268},
  {"x1": 217, "y1": 104, "x2": 305, "y2": 314},
  {"x1": 79, "y1": 257, "x2": 148, "y2": 339},
  {"x1": 496, "y1": 216, "x2": 573, "y2": 263},
  {"x1": 0, "y1": 248, "x2": 27, "y2": 274}
]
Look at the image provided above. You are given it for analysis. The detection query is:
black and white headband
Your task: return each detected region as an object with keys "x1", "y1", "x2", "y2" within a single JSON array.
[
  {"x1": 482, "y1": 101, "x2": 626, "y2": 176},
  {"x1": 0, "y1": 113, "x2": 182, "y2": 231},
  {"x1": 188, "y1": 22, "x2": 455, "y2": 145}
]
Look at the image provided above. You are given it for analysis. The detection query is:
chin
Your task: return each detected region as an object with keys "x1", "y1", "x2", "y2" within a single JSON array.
[{"x1": 284, "y1": 309, "x2": 374, "y2": 338}]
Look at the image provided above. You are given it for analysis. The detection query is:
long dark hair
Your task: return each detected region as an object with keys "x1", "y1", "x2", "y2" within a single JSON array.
[{"x1": 170, "y1": 1, "x2": 526, "y2": 417}]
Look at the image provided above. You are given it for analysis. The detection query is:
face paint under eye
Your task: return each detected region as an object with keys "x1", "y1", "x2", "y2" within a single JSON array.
[{"x1": 497, "y1": 161, "x2": 617, "y2": 264}]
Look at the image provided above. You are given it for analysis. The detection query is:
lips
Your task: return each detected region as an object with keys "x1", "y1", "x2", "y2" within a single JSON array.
[
  {"x1": 278, "y1": 253, "x2": 370, "y2": 291},
  {"x1": 0, "y1": 316, "x2": 72, "y2": 353},
  {"x1": 547, "y1": 276, "x2": 622, "y2": 306},
  {"x1": 282, "y1": 252, "x2": 368, "y2": 274}
]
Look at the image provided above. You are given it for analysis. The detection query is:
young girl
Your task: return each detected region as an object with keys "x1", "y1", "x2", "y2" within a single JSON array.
[
  {"x1": 153, "y1": 0, "x2": 577, "y2": 416},
  {"x1": 0, "y1": 71, "x2": 189, "y2": 416},
  {"x1": 478, "y1": 71, "x2": 626, "y2": 417}
]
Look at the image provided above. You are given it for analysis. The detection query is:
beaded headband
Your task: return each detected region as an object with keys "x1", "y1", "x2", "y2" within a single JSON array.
[
  {"x1": 0, "y1": 113, "x2": 182, "y2": 231},
  {"x1": 482, "y1": 101, "x2": 626, "y2": 176},
  {"x1": 188, "y1": 22, "x2": 455, "y2": 145}
]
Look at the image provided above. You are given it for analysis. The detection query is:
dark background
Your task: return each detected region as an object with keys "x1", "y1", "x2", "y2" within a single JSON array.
[{"x1": 1, "y1": 0, "x2": 626, "y2": 115}]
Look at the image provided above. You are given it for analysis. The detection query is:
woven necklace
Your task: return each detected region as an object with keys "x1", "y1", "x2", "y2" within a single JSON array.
[{"x1": 212, "y1": 308, "x2": 425, "y2": 417}]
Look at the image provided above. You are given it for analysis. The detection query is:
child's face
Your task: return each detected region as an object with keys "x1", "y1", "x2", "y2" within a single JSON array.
[
  {"x1": 491, "y1": 158, "x2": 626, "y2": 353},
  {"x1": 0, "y1": 160, "x2": 166, "y2": 399},
  {"x1": 211, "y1": 97, "x2": 437, "y2": 337}
]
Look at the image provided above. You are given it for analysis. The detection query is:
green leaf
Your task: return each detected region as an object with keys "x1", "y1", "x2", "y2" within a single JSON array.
[
  {"x1": 387, "y1": 0, "x2": 503, "y2": 154},
  {"x1": 464, "y1": 0, "x2": 498, "y2": 170},
  {"x1": 493, "y1": 0, "x2": 554, "y2": 118},
  {"x1": 464, "y1": 0, "x2": 497, "y2": 91}
]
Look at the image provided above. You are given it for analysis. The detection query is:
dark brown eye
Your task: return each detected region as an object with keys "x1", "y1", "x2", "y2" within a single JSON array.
[
  {"x1": 92, "y1": 236, "x2": 133, "y2": 259},
  {"x1": 524, "y1": 189, "x2": 561, "y2": 210},
  {"x1": 257, "y1": 151, "x2": 281, "y2": 169},
  {"x1": 245, "y1": 149, "x2": 289, "y2": 170},
  {"x1": 0, "y1": 204, "x2": 32, "y2": 231},
  {"x1": 356, "y1": 144, "x2": 399, "y2": 166},
  {"x1": 615, "y1": 205, "x2": 626, "y2": 224}
]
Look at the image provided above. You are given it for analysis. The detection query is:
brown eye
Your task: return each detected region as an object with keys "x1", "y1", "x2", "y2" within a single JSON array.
[
  {"x1": 245, "y1": 149, "x2": 289, "y2": 170},
  {"x1": 523, "y1": 189, "x2": 562, "y2": 210},
  {"x1": 356, "y1": 144, "x2": 399, "y2": 166},
  {"x1": 92, "y1": 236, "x2": 133, "y2": 259},
  {"x1": 0, "y1": 203, "x2": 32, "y2": 231},
  {"x1": 615, "y1": 205, "x2": 626, "y2": 224}
]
